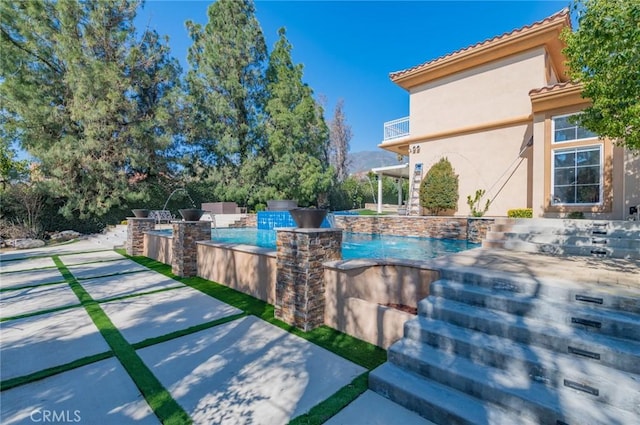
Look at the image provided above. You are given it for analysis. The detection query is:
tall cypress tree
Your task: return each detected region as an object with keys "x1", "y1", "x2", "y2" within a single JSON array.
[
  {"x1": 0, "y1": 0, "x2": 181, "y2": 218},
  {"x1": 263, "y1": 27, "x2": 333, "y2": 206}
]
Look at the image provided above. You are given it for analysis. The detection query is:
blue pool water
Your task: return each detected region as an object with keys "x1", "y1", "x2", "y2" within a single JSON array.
[{"x1": 209, "y1": 228, "x2": 478, "y2": 261}]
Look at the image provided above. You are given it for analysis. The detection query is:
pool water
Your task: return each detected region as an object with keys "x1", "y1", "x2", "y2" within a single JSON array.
[{"x1": 210, "y1": 228, "x2": 478, "y2": 261}]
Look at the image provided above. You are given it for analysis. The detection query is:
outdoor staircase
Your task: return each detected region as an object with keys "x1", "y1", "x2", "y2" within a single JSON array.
[
  {"x1": 369, "y1": 266, "x2": 640, "y2": 425},
  {"x1": 482, "y1": 218, "x2": 640, "y2": 260}
]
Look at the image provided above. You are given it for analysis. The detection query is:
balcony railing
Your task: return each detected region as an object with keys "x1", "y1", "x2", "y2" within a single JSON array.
[{"x1": 383, "y1": 116, "x2": 409, "y2": 141}]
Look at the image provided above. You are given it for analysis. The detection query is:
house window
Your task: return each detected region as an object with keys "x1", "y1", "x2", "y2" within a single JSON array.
[
  {"x1": 552, "y1": 114, "x2": 598, "y2": 143},
  {"x1": 552, "y1": 146, "x2": 601, "y2": 205}
]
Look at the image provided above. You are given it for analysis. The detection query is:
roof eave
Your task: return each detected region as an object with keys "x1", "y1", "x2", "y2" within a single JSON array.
[{"x1": 391, "y1": 12, "x2": 571, "y2": 90}]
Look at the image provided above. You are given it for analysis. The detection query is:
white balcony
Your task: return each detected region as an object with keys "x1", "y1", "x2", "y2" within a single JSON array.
[{"x1": 383, "y1": 116, "x2": 409, "y2": 141}]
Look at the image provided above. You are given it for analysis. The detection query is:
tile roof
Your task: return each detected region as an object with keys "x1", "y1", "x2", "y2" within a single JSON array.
[
  {"x1": 529, "y1": 81, "x2": 580, "y2": 95},
  {"x1": 389, "y1": 8, "x2": 571, "y2": 81}
]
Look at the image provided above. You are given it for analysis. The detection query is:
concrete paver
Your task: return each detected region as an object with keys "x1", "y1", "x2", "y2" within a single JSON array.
[
  {"x1": 100, "y1": 286, "x2": 242, "y2": 344},
  {"x1": 0, "y1": 268, "x2": 65, "y2": 290},
  {"x1": 0, "y1": 307, "x2": 110, "y2": 380},
  {"x1": 0, "y1": 358, "x2": 159, "y2": 425},
  {"x1": 137, "y1": 315, "x2": 366, "y2": 425},
  {"x1": 0, "y1": 257, "x2": 56, "y2": 273},
  {"x1": 0, "y1": 283, "x2": 79, "y2": 319},
  {"x1": 65, "y1": 258, "x2": 149, "y2": 280},
  {"x1": 326, "y1": 390, "x2": 434, "y2": 425},
  {"x1": 59, "y1": 250, "x2": 125, "y2": 265},
  {"x1": 80, "y1": 271, "x2": 185, "y2": 301}
]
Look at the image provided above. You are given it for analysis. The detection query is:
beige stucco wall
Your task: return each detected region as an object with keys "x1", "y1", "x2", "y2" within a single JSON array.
[
  {"x1": 408, "y1": 48, "x2": 546, "y2": 135},
  {"x1": 197, "y1": 242, "x2": 277, "y2": 304},
  {"x1": 324, "y1": 260, "x2": 439, "y2": 348},
  {"x1": 143, "y1": 233, "x2": 173, "y2": 265},
  {"x1": 403, "y1": 49, "x2": 550, "y2": 217},
  {"x1": 410, "y1": 124, "x2": 532, "y2": 217}
]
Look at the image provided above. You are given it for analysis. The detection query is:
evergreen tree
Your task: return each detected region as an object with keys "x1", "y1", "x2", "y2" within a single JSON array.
[
  {"x1": 329, "y1": 99, "x2": 352, "y2": 183},
  {"x1": 184, "y1": 0, "x2": 267, "y2": 207},
  {"x1": 263, "y1": 27, "x2": 333, "y2": 206},
  {"x1": 420, "y1": 158, "x2": 459, "y2": 216},
  {"x1": 0, "y1": 0, "x2": 181, "y2": 218}
]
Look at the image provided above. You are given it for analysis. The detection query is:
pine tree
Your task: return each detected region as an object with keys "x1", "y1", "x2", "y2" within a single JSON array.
[
  {"x1": 329, "y1": 99, "x2": 352, "y2": 183},
  {"x1": 263, "y1": 27, "x2": 333, "y2": 206},
  {"x1": 0, "y1": 0, "x2": 181, "y2": 218},
  {"x1": 420, "y1": 158, "x2": 459, "y2": 216}
]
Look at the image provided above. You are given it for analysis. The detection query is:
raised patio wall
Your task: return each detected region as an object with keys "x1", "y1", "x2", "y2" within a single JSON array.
[
  {"x1": 324, "y1": 260, "x2": 440, "y2": 348},
  {"x1": 197, "y1": 241, "x2": 277, "y2": 304},
  {"x1": 143, "y1": 232, "x2": 173, "y2": 265}
]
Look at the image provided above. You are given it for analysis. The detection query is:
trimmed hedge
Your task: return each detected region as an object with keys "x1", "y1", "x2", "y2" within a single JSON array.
[{"x1": 507, "y1": 208, "x2": 533, "y2": 218}]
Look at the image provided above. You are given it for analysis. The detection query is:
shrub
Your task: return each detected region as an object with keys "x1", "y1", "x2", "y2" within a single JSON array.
[
  {"x1": 420, "y1": 158, "x2": 459, "y2": 216},
  {"x1": 467, "y1": 189, "x2": 491, "y2": 217},
  {"x1": 507, "y1": 208, "x2": 533, "y2": 218},
  {"x1": 567, "y1": 211, "x2": 585, "y2": 219}
]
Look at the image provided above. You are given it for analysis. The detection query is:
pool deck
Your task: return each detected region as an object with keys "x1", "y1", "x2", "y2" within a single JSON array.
[{"x1": 1, "y1": 237, "x2": 637, "y2": 424}]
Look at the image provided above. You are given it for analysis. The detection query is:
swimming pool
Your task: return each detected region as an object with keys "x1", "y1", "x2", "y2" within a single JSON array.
[{"x1": 208, "y1": 228, "x2": 478, "y2": 261}]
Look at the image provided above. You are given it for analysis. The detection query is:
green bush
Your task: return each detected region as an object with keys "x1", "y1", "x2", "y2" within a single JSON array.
[
  {"x1": 567, "y1": 211, "x2": 585, "y2": 219},
  {"x1": 420, "y1": 158, "x2": 459, "y2": 216},
  {"x1": 467, "y1": 189, "x2": 491, "y2": 217},
  {"x1": 507, "y1": 208, "x2": 533, "y2": 218}
]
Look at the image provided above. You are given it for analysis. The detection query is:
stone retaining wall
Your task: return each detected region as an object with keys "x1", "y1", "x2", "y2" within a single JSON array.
[{"x1": 334, "y1": 215, "x2": 494, "y2": 243}]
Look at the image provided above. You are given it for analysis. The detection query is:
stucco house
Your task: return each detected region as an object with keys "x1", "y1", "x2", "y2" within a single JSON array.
[{"x1": 379, "y1": 9, "x2": 639, "y2": 220}]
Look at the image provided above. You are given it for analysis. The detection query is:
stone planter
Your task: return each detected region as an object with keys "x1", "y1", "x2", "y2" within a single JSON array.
[
  {"x1": 267, "y1": 200, "x2": 298, "y2": 211},
  {"x1": 178, "y1": 209, "x2": 204, "y2": 221},
  {"x1": 131, "y1": 209, "x2": 150, "y2": 218},
  {"x1": 290, "y1": 208, "x2": 328, "y2": 228}
]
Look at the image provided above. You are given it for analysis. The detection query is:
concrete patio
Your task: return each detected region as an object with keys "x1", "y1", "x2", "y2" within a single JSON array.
[{"x1": 0, "y1": 240, "x2": 429, "y2": 424}]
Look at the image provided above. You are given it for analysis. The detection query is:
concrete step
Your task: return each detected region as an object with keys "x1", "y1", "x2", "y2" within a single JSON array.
[
  {"x1": 369, "y1": 363, "x2": 539, "y2": 425},
  {"x1": 493, "y1": 218, "x2": 640, "y2": 232},
  {"x1": 402, "y1": 317, "x2": 640, "y2": 413},
  {"x1": 500, "y1": 239, "x2": 640, "y2": 259},
  {"x1": 437, "y1": 267, "x2": 640, "y2": 315},
  {"x1": 485, "y1": 231, "x2": 640, "y2": 247},
  {"x1": 417, "y1": 297, "x2": 640, "y2": 374},
  {"x1": 387, "y1": 339, "x2": 640, "y2": 423},
  {"x1": 430, "y1": 280, "x2": 640, "y2": 341}
]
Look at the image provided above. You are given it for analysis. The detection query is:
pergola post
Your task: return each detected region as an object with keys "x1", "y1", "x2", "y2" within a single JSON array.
[{"x1": 377, "y1": 174, "x2": 383, "y2": 214}]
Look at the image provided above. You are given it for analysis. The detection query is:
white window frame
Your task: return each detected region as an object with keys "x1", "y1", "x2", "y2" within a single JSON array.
[
  {"x1": 551, "y1": 144, "x2": 603, "y2": 206},
  {"x1": 552, "y1": 113, "x2": 598, "y2": 144}
]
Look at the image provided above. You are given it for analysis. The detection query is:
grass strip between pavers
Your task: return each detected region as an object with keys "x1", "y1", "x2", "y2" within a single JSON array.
[
  {"x1": 0, "y1": 279, "x2": 69, "y2": 292},
  {"x1": 0, "y1": 302, "x2": 83, "y2": 322},
  {"x1": 132, "y1": 312, "x2": 247, "y2": 350},
  {"x1": 117, "y1": 249, "x2": 387, "y2": 424},
  {"x1": 289, "y1": 373, "x2": 369, "y2": 425},
  {"x1": 52, "y1": 256, "x2": 192, "y2": 425},
  {"x1": 0, "y1": 351, "x2": 114, "y2": 392}
]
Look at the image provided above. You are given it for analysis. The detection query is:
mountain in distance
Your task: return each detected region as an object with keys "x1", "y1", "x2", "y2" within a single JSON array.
[{"x1": 347, "y1": 150, "x2": 404, "y2": 175}]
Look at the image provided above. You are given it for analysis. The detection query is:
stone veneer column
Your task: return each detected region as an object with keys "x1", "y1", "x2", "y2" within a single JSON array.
[
  {"x1": 172, "y1": 221, "x2": 211, "y2": 277},
  {"x1": 275, "y1": 228, "x2": 342, "y2": 331},
  {"x1": 126, "y1": 218, "x2": 155, "y2": 256}
]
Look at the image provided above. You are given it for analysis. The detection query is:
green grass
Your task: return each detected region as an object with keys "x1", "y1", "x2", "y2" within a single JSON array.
[
  {"x1": 52, "y1": 256, "x2": 192, "y2": 425},
  {"x1": 0, "y1": 351, "x2": 113, "y2": 391},
  {"x1": 289, "y1": 373, "x2": 370, "y2": 425},
  {"x1": 117, "y1": 249, "x2": 388, "y2": 424}
]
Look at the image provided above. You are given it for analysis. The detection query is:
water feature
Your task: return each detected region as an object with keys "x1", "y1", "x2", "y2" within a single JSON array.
[{"x1": 162, "y1": 187, "x2": 197, "y2": 211}]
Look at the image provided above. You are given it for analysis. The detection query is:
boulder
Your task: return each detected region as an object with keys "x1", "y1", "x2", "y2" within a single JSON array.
[
  {"x1": 50, "y1": 230, "x2": 81, "y2": 242},
  {"x1": 14, "y1": 239, "x2": 46, "y2": 249}
]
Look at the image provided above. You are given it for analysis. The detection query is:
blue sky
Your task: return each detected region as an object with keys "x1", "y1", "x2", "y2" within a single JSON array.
[{"x1": 136, "y1": 0, "x2": 570, "y2": 152}]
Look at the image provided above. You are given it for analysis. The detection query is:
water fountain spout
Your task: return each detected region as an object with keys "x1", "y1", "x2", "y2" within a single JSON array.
[{"x1": 162, "y1": 187, "x2": 197, "y2": 211}]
